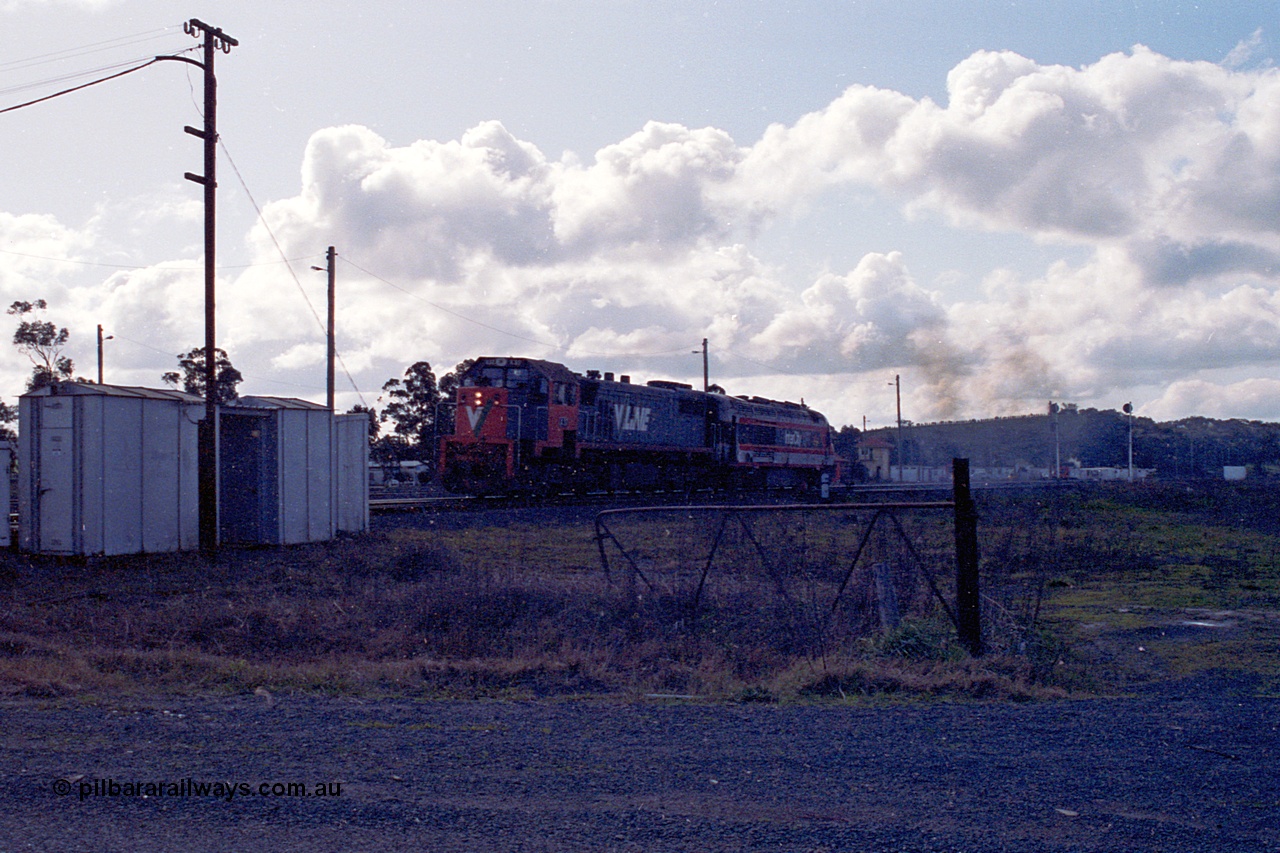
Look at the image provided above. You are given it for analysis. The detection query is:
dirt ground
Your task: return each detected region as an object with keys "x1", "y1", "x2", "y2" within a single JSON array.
[{"x1": 3, "y1": 666, "x2": 1277, "y2": 852}]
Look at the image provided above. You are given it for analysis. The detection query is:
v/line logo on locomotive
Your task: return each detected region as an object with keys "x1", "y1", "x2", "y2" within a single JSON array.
[
  {"x1": 614, "y1": 403, "x2": 651, "y2": 432},
  {"x1": 465, "y1": 399, "x2": 497, "y2": 435}
]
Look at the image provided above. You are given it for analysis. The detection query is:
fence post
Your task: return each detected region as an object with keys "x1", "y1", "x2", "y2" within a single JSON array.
[
  {"x1": 953, "y1": 458, "x2": 983, "y2": 655},
  {"x1": 872, "y1": 562, "x2": 900, "y2": 631}
]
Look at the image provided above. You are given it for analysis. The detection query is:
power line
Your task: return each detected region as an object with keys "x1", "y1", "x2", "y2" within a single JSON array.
[
  {"x1": 0, "y1": 25, "x2": 367, "y2": 416},
  {"x1": 108, "y1": 332, "x2": 182, "y2": 359},
  {"x1": 0, "y1": 247, "x2": 312, "y2": 271},
  {"x1": 0, "y1": 27, "x2": 813, "y2": 393},
  {"x1": 0, "y1": 51, "x2": 190, "y2": 99},
  {"x1": 0, "y1": 26, "x2": 182, "y2": 75},
  {"x1": 170, "y1": 29, "x2": 363, "y2": 404},
  {"x1": 239, "y1": 374, "x2": 329, "y2": 394},
  {"x1": 0, "y1": 55, "x2": 174, "y2": 116},
  {"x1": 217, "y1": 135, "x2": 368, "y2": 408}
]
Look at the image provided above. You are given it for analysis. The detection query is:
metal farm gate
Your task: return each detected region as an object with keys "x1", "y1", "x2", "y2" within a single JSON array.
[{"x1": 594, "y1": 459, "x2": 983, "y2": 656}]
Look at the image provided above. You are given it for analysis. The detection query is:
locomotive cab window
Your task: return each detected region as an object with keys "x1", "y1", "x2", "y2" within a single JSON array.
[{"x1": 553, "y1": 382, "x2": 575, "y2": 405}]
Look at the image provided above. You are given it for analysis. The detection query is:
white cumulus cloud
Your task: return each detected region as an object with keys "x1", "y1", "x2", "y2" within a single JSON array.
[
  {"x1": 7, "y1": 43, "x2": 1280, "y2": 427},
  {"x1": 233, "y1": 45, "x2": 1280, "y2": 423}
]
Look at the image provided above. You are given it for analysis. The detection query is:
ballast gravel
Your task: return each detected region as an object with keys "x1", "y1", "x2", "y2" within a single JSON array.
[{"x1": 2, "y1": 673, "x2": 1276, "y2": 852}]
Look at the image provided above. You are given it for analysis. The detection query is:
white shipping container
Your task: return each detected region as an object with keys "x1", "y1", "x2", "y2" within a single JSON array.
[
  {"x1": 222, "y1": 397, "x2": 366, "y2": 545},
  {"x1": 333, "y1": 412, "x2": 369, "y2": 534},
  {"x1": 19, "y1": 386, "x2": 369, "y2": 555},
  {"x1": 279, "y1": 404, "x2": 332, "y2": 544},
  {"x1": 18, "y1": 384, "x2": 202, "y2": 556}
]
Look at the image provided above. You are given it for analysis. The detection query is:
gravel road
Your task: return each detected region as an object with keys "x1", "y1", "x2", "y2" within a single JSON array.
[{"x1": 2, "y1": 673, "x2": 1276, "y2": 852}]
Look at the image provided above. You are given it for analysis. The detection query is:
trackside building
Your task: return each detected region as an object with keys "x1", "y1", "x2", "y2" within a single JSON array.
[{"x1": 18, "y1": 383, "x2": 367, "y2": 556}]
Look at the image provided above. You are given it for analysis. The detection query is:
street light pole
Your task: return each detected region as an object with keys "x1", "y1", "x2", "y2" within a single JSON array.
[
  {"x1": 326, "y1": 246, "x2": 336, "y2": 411},
  {"x1": 312, "y1": 246, "x2": 337, "y2": 410},
  {"x1": 894, "y1": 375, "x2": 903, "y2": 483},
  {"x1": 96, "y1": 324, "x2": 112, "y2": 384},
  {"x1": 1049, "y1": 401, "x2": 1060, "y2": 479},
  {"x1": 702, "y1": 338, "x2": 709, "y2": 393},
  {"x1": 1124, "y1": 402, "x2": 1134, "y2": 482},
  {"x1": 691, "y1": 338, "x2": 709, "y2": 392}
]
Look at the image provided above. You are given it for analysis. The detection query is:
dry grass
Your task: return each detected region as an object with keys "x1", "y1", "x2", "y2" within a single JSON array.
[{"x1": 1, "y1": 483, "x2": 1276, "y2": 703}]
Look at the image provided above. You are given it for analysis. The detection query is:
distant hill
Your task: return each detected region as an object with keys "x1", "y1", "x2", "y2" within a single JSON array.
[{"x1": 853, "y1": 406, "x2": 1280, "y2": 478}]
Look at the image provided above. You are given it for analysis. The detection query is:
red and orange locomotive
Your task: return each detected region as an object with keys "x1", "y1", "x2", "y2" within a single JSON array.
[{"x1": 440, "y1": 356, "x2": 839, "y2": 494}]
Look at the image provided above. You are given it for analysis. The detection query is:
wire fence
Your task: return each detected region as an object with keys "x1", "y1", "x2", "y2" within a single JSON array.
[{"x1": 594, "y1": 498, "x2": 968, "y2": 659}]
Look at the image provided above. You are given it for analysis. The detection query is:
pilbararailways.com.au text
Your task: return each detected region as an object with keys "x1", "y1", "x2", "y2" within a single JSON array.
[{"x1": 54, "y1": 777, "x2": 343, "y2": 802}]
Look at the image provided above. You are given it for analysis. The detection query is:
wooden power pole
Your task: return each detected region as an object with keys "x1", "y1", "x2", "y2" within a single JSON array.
[{"x1": 177, "y1": 19, "x2": 237, "y2": 555}]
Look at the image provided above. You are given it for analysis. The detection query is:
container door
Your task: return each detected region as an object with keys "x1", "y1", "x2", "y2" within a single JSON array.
[
  {"x1": 37, "y1": 398, "x2": 75, "y2": 553},
  {"x1": 219, "y1": 413, "x2": 265, "y2": 544}
]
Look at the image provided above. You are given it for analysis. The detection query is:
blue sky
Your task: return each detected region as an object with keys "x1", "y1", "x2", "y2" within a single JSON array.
[{"x1": 0, "y1": 1, "x2": 1276, "y2": 429}]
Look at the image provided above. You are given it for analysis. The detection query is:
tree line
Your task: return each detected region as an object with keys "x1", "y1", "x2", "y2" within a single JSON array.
[{"x1": 860, "y1": 406, "x2": 1280, "y2": 479}]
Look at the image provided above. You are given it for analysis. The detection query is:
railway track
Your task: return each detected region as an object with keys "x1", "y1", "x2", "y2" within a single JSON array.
[
  {"x1": 368, "y1": 486, "x2": 743, "y2": 513},
  {"x1": 367, "y1": 479, "x2": 1067, "y2": 514}
]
